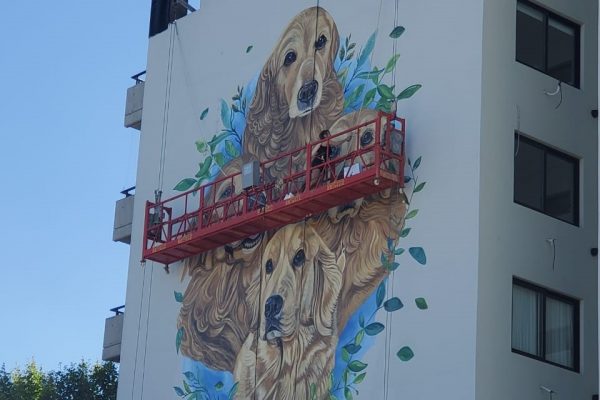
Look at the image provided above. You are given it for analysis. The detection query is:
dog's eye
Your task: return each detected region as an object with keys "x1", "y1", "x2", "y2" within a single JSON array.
[
  {"x1": 284, "y1": 51, "x2": 297, "y2": 66},
  {"x1": 265, "y1": 259, "x2": 274, "y2": 274},
  {"x1": 292, "y1": 249, "x2": 305, "y2": 268},
  {"x1": 360, "y1": 130, "x2": 374, "y2": 147},
  {"x1": 315, "y1": 34, "x2": 328, "y2": 50},
  {"x1": 219, "y1": 184, "x2": 234, "y2": 200}
]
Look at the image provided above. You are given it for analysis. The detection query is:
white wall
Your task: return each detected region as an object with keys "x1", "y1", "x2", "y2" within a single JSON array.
[
  {"x1": 478, "y1": 0, "x2": 598, "y2": 399},
  {"x1": 117, "y1": 0, "x2": 485, "y2": 398}
]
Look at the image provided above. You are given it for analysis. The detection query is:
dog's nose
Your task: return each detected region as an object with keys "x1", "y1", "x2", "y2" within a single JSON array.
[
  {"x1": 298, "y1": 80, "x2": 318, "y2": 104},
  {"x1": 265, "y1": 295, "x2": 283, "y2": 319}
]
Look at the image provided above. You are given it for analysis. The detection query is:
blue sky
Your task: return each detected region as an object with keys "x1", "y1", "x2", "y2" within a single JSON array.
[{"x1": 0, "y1": 1, "x2": 148, "y2": 370}]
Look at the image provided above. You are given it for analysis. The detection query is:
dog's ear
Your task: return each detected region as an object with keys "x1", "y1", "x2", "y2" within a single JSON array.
[
  {"x1": 243, "y1": 53, "x2": 289, "y2": 163},
  {"x1": 178, "y1": 255, "x2": 260, "y2": 372},
  {"x1": 303, "y1": 227, "x2": 344, "y2": 337}
]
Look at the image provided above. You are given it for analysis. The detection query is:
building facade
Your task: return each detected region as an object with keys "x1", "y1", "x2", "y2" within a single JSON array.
[{"x1": 115, "y1": 0, "x2": 598, "y2": 399}]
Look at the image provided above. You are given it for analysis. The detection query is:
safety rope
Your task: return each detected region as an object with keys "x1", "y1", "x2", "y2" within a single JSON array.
[
  {"x1": 157, "y1": 21, "x2": 176, "y2": 193},
  {"x1": 308, "y1": 0, "x2": 322, "y2": 143}
]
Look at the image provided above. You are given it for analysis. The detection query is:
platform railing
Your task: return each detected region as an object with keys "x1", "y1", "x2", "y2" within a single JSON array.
[{"x1": 143, "y1": 112, "x2": 405, "y2": 258}]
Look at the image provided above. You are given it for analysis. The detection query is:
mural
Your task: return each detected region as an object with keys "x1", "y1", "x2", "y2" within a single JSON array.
[{"x1": 171, "y1": 6, "x2": 427, "y2": 400}]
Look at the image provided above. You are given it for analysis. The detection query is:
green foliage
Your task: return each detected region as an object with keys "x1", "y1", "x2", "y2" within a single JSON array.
[
  {"x1": 0, "y1": 361, "x2": 117, "y2": 400},
  {"x1": 175, "y1": 369, "x2": 238, "y2": 400},
  {"x1": 176, "y1": 328, "x2": 184, "y2": 354},
  {"x1": 389, "y1": 26, "x2": 406, "y2": 39},
  {"x1": 415, "y1": 298, "x2": 429, "y2": 310},
  {"x1": 397, "y1": 347, "x2": 415, "y2": 362},
  {"x1": 174, "y1": 291, "x2": 184, "y2": 303}
]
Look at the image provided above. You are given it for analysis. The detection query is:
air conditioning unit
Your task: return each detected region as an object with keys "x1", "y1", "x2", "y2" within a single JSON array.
[
  {"x1": 124, "y1": 72, "x2": 145, "y2": 130},
  {"x1": 113, "y1": 187, "x2": 135, "y2": 244},
  {"x1": 102, "y1": 306, "x2": 124, "y2": 363}
]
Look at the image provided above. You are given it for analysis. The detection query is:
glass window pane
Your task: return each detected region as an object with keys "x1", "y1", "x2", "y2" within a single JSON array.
[
  {"x1": 514, "y1": 138, "x2": 544, "y2": 211},
  {"x1": 545, "y1": 297, "x2": 575, "y2": 368},
  {"x1": 516, "y1": 3, "x2": 546, "y2": 71},
  {"x1": 547, "y1": 18, "x2": 577, "y2": 85},
  {"x1": 545, "y1": 153, "x2": 577, "y2": 224},
  {"x1": 512, "y1": 284, "x2": 542, "y2": 356}
]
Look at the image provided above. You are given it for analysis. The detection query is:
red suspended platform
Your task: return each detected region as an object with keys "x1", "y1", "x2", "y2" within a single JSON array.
[{"x1": 142, "y1": 112, "x2": 406, "y2": 265}]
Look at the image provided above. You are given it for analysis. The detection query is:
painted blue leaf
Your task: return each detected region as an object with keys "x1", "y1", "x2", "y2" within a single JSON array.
[
  {"x1": 384, "y1": 297, "x2": 404, "y2": 312},
  {"x1": 376, "y1": 282, "x2": 385, "y2": 307},
  {"x1": 394, "y1": 248, "x2": 405, "y2": 256},
  {"x1": 199, "y1": 107, "x2": 209, "y2": 120},
  {"x1": 220, "y1": 99, "x2": 232, "y2": 130},
  {"x1": 246, "y1": 45, "x2": 253, "y2": 53},
  {"x1": 404, "y1": 175, "x2": 412, "y2": 183},
  {"x1": 389, "y1": 26, "x2": 406, "y2": 39},
  {"x1": 409, "y1": 247, "x2": 427, "y2": 265},
  {"x1": 358, "y1": 313, "x2": 365, "y2": 328},
  {"x1": 173, "y1": 386, "x2": 185, "y2": 397},
  {"x1": 413, "y1": 156, "x2": 422, "y2": 170},
  {"x1": 344, "y1": 343, "x2": 362, "y2": 354},
  {"x1": 357, "y1": 30, "x2": 378, "y2": 68},
  {"x1": 387, "y1": 237, "x2": 395, "y2": 251},
  {"x1": 388, "y1": 262, "x2": 400, "y2": 272},
  {"x1": 397, "y1": 346, "x2": 414, "y2": 361},
  {"x1": 183, "y1": 371, "x2": 195, "y2": 382},
  {"x1": 174, "y1": 291, "x2": 184, "y2": 303},
  {"x1": 176, "y1": 327, "x2": 184, "y2": 354},
  {"x1": 364, "y1": 322, "x2": 385, "y2": 336}
]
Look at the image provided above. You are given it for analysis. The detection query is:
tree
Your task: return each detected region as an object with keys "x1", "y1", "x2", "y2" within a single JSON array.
[{"x1": 0, "y1": 361, "x2": 117, "y2": 400}]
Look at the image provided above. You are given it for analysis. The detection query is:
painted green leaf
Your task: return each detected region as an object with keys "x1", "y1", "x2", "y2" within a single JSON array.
[
  {"x1": 377, "y1": 84, "x2": 395, "y2": 101},
  {"x1": 397, "y1": 84, "x2": 422, "y2": 100},
  {"x1": 353, "y1": 372, "x2": 366, "y2": 384},
  {"x1": 200, "y1": 107, "x2": 209, "y2": 121},
  {"x1": 380, "y1": 252, "x2": 389, "y2": 268},
  {"x1": 385, "y1": 54, "x2": 401, "y2": 73},
  {"x1": 343, "y1": 369, "x2": 349, "y2": 385},
  {"x1": 227, "y1": 382, "x2": 239, "y2": 400},
  {"x1": 183, "y1": 380, "x2": 191, "y2": 394},
  {"x1": 389, "y1": 26, "x2": 406, "y2": 39},
  {"x1": 406, "y1": 209, "x2": 419, "y2": 219},
  {"x1": 344, "y1": 343, "x2": 362, "y2": 355},
  {"x1": 344, "y1": 387, "x2": 353, "y2": 400},
  {"x1": 376, "y1": 281, "x2": 385, "y2": 307},
  {"x1": 195, "y1": 156, "x2": 212, "y2": 179},
  {"x1": 362, "y1": 88, "x2": 377, "y2": 107},
  {"x1": 400, "y1": 228, "x2": 411, "y2": 237},
  {"x1": 195, "y1": 140, "x2": 208, "y2": 153},
  {"x1": 394, "y1": 248, "x2": 405, "y2": 256},
  {"x1": 397, "y1": 346, "x2": 414, "y2": 361},
  {"x1": 310, "y1": 383, "x2": 317, "y2": 400},
  {"x1": 415, "y1": 297, "x2": 429, "y2": 310},
  {"x1": 208, "y1": 131, "x2": 230, "y2": 153},
  {"x1": 342, "y1": 348, "x2": 351, "y2": 362},
  {"x1": 215, "y1": 381, "x2": 224, "y2": 390},
  {"x1": 414, "y1": 182, "x2": 426, "y2": 193},
  {"x1": 173, "y1": 386, "x2": 185, "y2": 397},
  {"x1": 176, "y1": 327, "x2": 184, "y2": 354},
  {"x1": 364, "y1": 322, "x2": 385, "y2": 336},
  {"x1": 174, "y1": 178, "x2": 197, "y2": 192},
  {"x1": 384, "y1": 297, "x2": 404, "y2": 312},
  {"x1": 356, "y1": 68, "x2": 384, "y2": 81},
  {"x1": 413, "y1": 156, "x2": 422, "y2": 170},
  {"x1": 409, "y1": 247, "x2": 427, "y2": 265},
  {"x1": 348, "y1": 360, "x2": 368, "y2": 372},
  {"x1": 387, "y1": 237, "x2": 395, "y2": 251},
  {"x1": 358, "y1": 314, "x2": 365, "y2": 328},
  {"x1": 224, "y1": 140, "x2": 239, "y2": 158},
  {"x1": 355, "y1": 329, "x2": 365, "y2": 346},
  {"x1": 220, "y1": 99, "x2": 231, "y2": 129},
  {"x1": 339, "y1": 46, "x2": 346, "y2": 62},
  {"x1": 357, "y1": 30, "x2": 378, "y2": 68},
  {"x1": 376, "y1": 98, "x2": 392, "y2": 113},
  {"x1": 387, "y1": 262, "x2": 400, "y2": 272},
  {"x1": 345, "y1": 84, "x2": 365, "y2": 109},
  {"x1": 174, "y1": 291, "x2": 184, "y2": 303},
  {"x1": 246, "y1": 45, "x2": 253, "y2": 53},
  {"x1": 214, "y1": 152, "x2": 225, "y2": 167}
]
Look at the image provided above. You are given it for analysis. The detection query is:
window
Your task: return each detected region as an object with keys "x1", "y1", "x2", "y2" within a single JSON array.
[
  {"x1": 516, "y1": 0, "x2": 580, "y2": 87},
  {"x1": 514, "y1": 133, "x2": 579, "y2": 225},
  {"x1": 512, "y1": 278, "x2": 580, "y2": 371}
]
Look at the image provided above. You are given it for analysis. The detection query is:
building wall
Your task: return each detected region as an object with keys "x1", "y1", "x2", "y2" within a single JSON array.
[
  {"x1": 477, "y1": 0, "x2": 598, "y2": 399},
  {"x1": 117, "y1": 0, "x2": 485, "y2": 399}
]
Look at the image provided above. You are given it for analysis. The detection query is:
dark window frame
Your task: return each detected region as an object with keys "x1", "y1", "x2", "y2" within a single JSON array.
[
  {"x1": 512, "y1": 278, "x2": 580, "y2": 372},
  {"x1": 516, "y1": 0, "x2": 581, "y2": 88},
  {"x1": 514, "y1": 133, "x2": 580, "y2": 226}
]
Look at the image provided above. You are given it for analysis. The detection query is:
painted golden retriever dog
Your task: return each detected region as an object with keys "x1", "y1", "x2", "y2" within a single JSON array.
[
  {"x1": 243, "y1": 6, "x2": 344, "y2": 181},
  {"x1": 178, "y1": 157, "x2": 266, "y2": 372},
  {"x1": 233, "y1": 223, "x2": 345, "y2": 400},
  {"x1": 311, "y1": 110, "x2": 408, "y2": 329}
]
